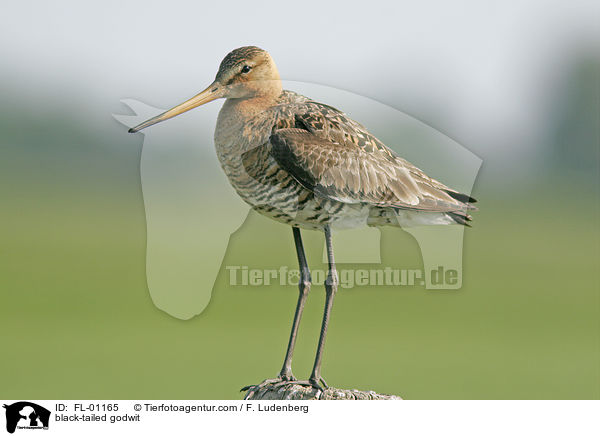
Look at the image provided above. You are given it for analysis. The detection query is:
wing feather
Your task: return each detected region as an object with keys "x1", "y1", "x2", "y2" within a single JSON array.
[{"x1": 268, "y1": 101, "x2": 476, "y2": 213}]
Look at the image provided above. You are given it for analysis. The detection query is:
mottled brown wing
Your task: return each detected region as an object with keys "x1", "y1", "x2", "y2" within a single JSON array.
[{"x1": 270, "y1": 104, "x2": 475, "y2": 212}]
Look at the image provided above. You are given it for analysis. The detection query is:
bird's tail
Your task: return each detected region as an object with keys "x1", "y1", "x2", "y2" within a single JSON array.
[{"x1": 446, "y1": 211, "x2": 473, "y2": 226}]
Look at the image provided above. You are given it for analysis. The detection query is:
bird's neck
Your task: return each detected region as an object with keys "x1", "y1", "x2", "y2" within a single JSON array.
[
  {"x1": 216, "y1": 93, "x2": 280, "y2": 143},
  {"x1": 223, "y1": 92, "x2": 280, "y2": 119},
  {"x1": 215, "y1": 92, "x2": 282, "y2": 158}
]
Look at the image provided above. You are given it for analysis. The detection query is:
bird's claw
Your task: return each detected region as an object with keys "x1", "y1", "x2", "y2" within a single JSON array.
[
  {"x1": 241, "y1": 374, "x2": 328, "y2": 398},
  {"x1": 240, "y1": 378, "x2": 280, "y2": 392},
  {"x1": 272, "y1": 377, "x2": 327, "y2": 392},
  {"x1": 240, "y1": 372, "x2": 296, "y2": 393},
  {"x1": 279, "y1": 372, "x2": 297, "y2": 382},
  {"x1": 319, "y1": 376, "x2": 329, "y2": 390}
]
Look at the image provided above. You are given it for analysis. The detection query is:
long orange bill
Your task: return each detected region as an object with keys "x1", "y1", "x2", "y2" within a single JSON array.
[{"x1": 128, "y1": 82, "x2": 223, "y2": 133}]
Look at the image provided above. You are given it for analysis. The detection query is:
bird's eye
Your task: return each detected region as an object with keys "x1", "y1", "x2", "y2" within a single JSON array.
[{"x1": 241, "y1": 65, "x2": 252, "y2": 74}]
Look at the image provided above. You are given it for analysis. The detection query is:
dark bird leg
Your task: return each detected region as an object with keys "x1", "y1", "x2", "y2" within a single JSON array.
[
  {"x1": 241, "y1": 226, "x2": 312, "y2": 393},
  {"x1": 307, "y1": 224, "x2": 338, "y2": 390},
  {"x1": 278, "y1": 226, "x2": 312, "y2": 380},
  {"x1": 265, "y1": 225, "x2": 337, "y2": 393}
]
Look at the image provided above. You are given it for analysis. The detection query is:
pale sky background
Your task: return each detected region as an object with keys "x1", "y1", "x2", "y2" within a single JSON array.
[{"x1": 1, "y1": 0, "x2": 598, "y2": 168}]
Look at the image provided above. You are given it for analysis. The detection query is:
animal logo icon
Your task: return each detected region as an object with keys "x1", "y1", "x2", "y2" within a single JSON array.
[
  {"x1": 3, "y1": 402, "x2": 50, "y2": 433},
  {"x1": 114, "y1": 81, "x2": 481, "y2": 321}
]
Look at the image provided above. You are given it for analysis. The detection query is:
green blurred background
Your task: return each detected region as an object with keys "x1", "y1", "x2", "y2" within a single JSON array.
[{"x1": 1, "y1": 1, "x2": 598, "y2": 399}]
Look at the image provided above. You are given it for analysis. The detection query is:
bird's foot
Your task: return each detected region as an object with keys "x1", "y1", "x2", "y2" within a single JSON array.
[
  {"x1": 273, "y1": 376, "x2": 328, "y2": 392},
  {"x1": 319, "y1": 376, "x2": 329, "y2": 390},
  {"x1": 240, "y1": 372, "x2": 296, "y2": 393},
  {"x1": 240, "y1": 378, "x2": 280, "y2": 393}
]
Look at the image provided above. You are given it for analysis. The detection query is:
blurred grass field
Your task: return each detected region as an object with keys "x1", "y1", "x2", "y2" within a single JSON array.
[{"x1": 1, "y1": 115, "x2": 598, "y2": 399}]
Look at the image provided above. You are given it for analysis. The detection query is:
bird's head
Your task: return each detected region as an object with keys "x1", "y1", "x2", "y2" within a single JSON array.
[
  {"x1": 128, "y1": 46, "x2": 281, "y2": 133},
  {"x1": 215, "y1": 46, "x2": 282, "y2": 99}
]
